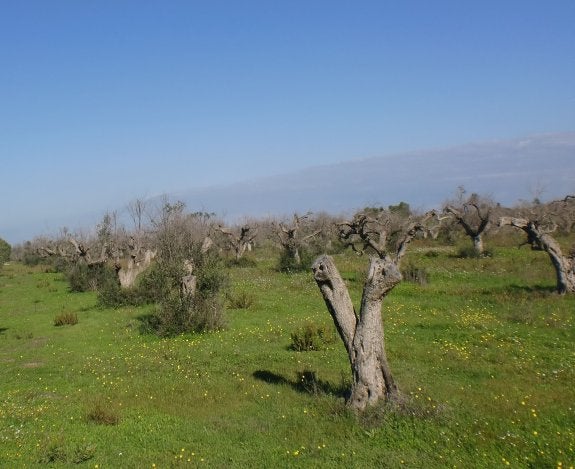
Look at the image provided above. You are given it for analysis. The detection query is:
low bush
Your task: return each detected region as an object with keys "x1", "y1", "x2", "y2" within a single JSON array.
[
  {"x1": 227, "y1": 290, "x2": 256, "y2": 309},
  {"x1": 290, "y1": 322, "x2": 335, "y2": 351},
  {"x1": 226, "y1": 256, "x2": 257, "y2": 268},
  {"x1": 53, "y1": 312, "x2": 78, "y2": 326},
  {"x1": 65, "y1": 263, "x2": 117, "y2": 293},
  {"x1": 456, "y1": 244, "x2": 493, "y2": 259},
  {"x1": 154, "y1": 291, "x2": 226, "y2": 337},
  {"x1": 401, "y1": 263, "x2": 429, "y2": 285},
  {"x1": 97, "y1": 273, "x2": 157, "y2": 308},
  {"x1": 276, "y1": 248, "x2": 315, "y2": 273},
  {"x1": 86, "y1": 401, "x2": 120, "y2": 426},
  {"x1": 37, "y1": 436, "x2": 96, "y2": 465}
]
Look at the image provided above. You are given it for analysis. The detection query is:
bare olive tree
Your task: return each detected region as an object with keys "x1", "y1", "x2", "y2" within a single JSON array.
[
  {"x1": 443, "y1": 190, "x2": 493, "y2": 256},
  {"x1": 215, "y1": 224, "x2": 258, "y2": 261},
  {"x1": 312, "y1": 210, "x2": 437, "y2": 411},
  {"x1": 499, "y1": 195, "x2": 575, "y2": 294},
  {"x1": 275, "y1": 213, "x2": 321, "y2": 269}
]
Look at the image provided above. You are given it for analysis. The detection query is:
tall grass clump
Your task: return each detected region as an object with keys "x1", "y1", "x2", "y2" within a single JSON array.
[
  {"x1": 53, "y1": 312, "x2": 78, "y2": 326},
  {"x1": 401, "y1": 263, "x2": 429, "y2": 285},
  {"x1": 290, "y1": 321, "x2": 335, "y2": 351}
]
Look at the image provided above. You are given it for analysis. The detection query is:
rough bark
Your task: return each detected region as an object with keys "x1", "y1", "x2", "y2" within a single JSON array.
[
  {"x1": 499, "y1": 216, "x2": 575, "y2": 294},
  {"x1": 117, "y1": 248, "x2": 157, "y2": 289},
  {"x1": 312, "y1": 254, "x2": 402, "y2": 411}
]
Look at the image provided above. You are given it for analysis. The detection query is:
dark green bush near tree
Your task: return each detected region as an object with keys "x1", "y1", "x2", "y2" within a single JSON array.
[
  {"x1": 66, "y1": 263, "x2": 117, "y2": 293},
  {"x1": 276, "y1": 246, "x2": 316, "y2": 273},
  {"x1": 290, "y1": 322, "x2": 335, "y2": 351},
  {"x1": 0, "y1": 237, "x2": 11, "y2": 265}
]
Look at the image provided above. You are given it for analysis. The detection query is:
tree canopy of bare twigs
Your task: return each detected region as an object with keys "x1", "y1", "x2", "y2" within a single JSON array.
[{"x1": 442, "y1": 189, "x2": 495, "y2": 256}]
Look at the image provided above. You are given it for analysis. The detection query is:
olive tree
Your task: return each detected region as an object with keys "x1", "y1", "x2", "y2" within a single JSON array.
[
  {"x1": 215, "y1": 224, "x2": 258, "y2": 261},
  {"x1": 499, "y1": 195, "x2": 575, "y2": 294},
  {"x1": 312, "y1": 210, "x2": 438, "y2": 411},
  {"x1": 443, "y1": 189, "x2": 494, "y2": 256},
  {"x1": 275, "y1": 213, "x2": 321, "y2": 271}
]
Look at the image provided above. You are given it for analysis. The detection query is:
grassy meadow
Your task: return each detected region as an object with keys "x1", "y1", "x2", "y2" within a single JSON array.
[{"x1": 0, "y1": 242, "x2": 574, "y2": 468}]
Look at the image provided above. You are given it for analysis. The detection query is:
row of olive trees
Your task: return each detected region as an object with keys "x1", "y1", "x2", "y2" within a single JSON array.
[{"x1": 8, "y1": 191, "x2": 574, "y2": 412}]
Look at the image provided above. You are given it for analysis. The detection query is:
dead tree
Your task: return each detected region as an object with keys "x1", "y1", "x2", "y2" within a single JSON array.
[
  {"x1": 312, "y1": 211, "x2": 436, "y2": 411},
  {"x1": 215, "y1": 225, "x2": 257, "y2": 261},
  {"x1": 444, "y1": 194, "x2": 492, "y2": 256},
  {"x1": 499, "y1": 215, "x2": 575, "y2": 294},
  {"x1": 276, "y1": 213, "x2": 321, "y2": 267}
]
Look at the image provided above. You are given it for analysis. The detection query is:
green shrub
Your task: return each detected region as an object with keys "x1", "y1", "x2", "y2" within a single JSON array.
[
  {"x1": 37, "y1": 435, "x2": 95, "y2": 464},
  {"x1": 37, "y1": 435, "x2": 67, "y2": 464},
  {"x1": 456, "y1": 244, "x2": 492, "y2": 259},
  {"x1": 290, "y1": 322, "x2": 335, "y2": 351},
  {"x1": 65, "y1": 263, "x2": 117, "y2": 293},
  {"x1": 276, "y1": 248, "x2": 314, "y2": 273},
  {"x1": 97, "y1": 270, "x2": 157, "y2": 308},
  {"x1": 86, "y1": 401, "x2": 120, "y2": 425},
  {"x1": 401, "y1": 263, "x2": 429, "y2": 285},
  {"x1": 155, "y1": 290, "x2": 226, "y2": 337},
  {"x1": 0, "y1": 237, "x2": 10, "y2": 264},
  {"x1": 226, "y1": 256, "x2": 257, "y2": 268},
  {"x1": 227, "y1": 290, "x2": 256, "y2": 309},
  {"x1": 53, "y1": 312, "x2": 78, "y2": 326}
]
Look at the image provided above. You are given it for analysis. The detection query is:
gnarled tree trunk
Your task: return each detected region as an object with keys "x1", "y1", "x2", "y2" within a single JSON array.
[
  {"x1": 499, "y1": 217, "x2": 575, "y2": 294},
  {"x1": 312, "y1": 254, "x2": 401, "y2": 411},
  {"x1": 117, "y1": 248, "x2": 156, "y2": 288}
]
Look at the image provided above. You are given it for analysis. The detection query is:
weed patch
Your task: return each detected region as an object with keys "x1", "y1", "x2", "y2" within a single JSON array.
[
  {"x1": 53, "y1": 312, "x2": 78, "y2": 326},
  {"x1": 290, "y1": 321, "x2": 335, "y2": 351},
  {"x1": 86, "y1": 400, "x2": 121, "y2": 425},
  {"x1": 227, "y1": 290, "x2": 256, "y2": 309}
]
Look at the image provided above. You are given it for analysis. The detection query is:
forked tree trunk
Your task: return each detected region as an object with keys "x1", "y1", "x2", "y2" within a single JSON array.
[{"x1": 312, "y1": 254, "x2": 402, "y2": 410}]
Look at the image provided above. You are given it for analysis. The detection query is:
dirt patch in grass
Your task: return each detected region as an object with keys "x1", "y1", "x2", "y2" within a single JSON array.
[{"x1": 22, "y1": 361, "x2": 44, "y2": 368}]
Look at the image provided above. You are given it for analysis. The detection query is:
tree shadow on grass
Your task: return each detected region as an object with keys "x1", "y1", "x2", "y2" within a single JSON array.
[
  {"x1": 0, "y1": 327, "x2": 8, "y2": 334},
  {"x1": 480, "y1": 283, "x2": 557, "y2": 297},
  {"x1": 508, "y1": 284, "x2": 557, "y2": 294},
  {"x1": 253, "y1": 369, "x2": 349, "y2": 399}
]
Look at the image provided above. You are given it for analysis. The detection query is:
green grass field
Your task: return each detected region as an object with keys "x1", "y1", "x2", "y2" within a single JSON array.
[{"x1": 1, "y1": 243, "x2": 574, "y2": 468}]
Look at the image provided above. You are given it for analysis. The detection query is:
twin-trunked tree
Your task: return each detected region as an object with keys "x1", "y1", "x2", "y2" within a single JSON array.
[{"x1": 312, "y1": 211, "x2": 437, "y2": 411}]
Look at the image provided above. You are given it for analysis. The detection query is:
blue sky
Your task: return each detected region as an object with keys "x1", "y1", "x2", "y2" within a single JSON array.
[{"x1": 1, "y1": 1, "x2": 574, "y2": 243}]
